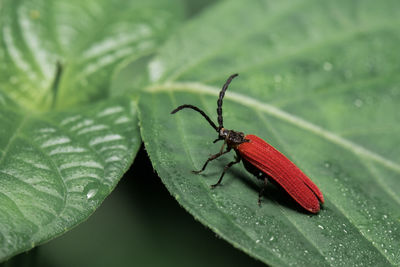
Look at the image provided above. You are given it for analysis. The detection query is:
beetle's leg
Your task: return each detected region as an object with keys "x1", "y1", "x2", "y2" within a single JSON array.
[
  {"x1": 213, "y1": 137, "x2": 223, "y2": 143},
  {"x1": 258, "y1": 177, "x2": 268, "y2": 206},
  {"x1": 192, "y1": 143, "x2": 230, "y2": 174},
  {"x1": 211, "y1": 154, "x2": 241, "y2": 188}
]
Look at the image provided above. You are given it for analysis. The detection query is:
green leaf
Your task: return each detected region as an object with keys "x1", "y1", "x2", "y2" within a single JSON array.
[
  {"x1": 0, "y1": 0, "x2": 184, "y2": 261},
  {"x1": 139, "y1": 0, "x2": 400, "y2": 266}
]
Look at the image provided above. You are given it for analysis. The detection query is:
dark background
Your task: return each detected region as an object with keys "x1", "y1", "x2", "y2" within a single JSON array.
[{"x1": 3, "y1": 145, "x2": 265, "y2": 267}]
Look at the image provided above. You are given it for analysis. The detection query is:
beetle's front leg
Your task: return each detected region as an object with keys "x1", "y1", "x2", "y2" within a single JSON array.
[
  {"x1": 192, "y1": 143, "x2": 230, "y2": 174},
  {"x1": 192, "y1": 150, "x2": 230, "y2": 174}
]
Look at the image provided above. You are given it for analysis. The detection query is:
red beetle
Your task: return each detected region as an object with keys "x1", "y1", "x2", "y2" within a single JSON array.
[{"x1": 171, "y1": 74, "x2": 324, "y2": 213}]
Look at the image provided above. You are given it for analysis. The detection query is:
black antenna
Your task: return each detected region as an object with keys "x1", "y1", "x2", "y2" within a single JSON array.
[
  {"x1": 171, "y1": 104, "x2": 218, "y2": 131},
  {"x1": 217, "y1": 73, "x2": 238, "y2": 130}
]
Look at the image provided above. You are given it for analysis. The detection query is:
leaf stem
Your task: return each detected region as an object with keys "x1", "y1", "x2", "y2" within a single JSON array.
[{"x1": 51, "y1": 61, "x2": 64, "y2": 109}]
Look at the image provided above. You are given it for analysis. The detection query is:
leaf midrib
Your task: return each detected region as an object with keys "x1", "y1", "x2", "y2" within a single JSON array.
[{"x1": 146, "y1": 82, "x2": 400, "y2": 174}]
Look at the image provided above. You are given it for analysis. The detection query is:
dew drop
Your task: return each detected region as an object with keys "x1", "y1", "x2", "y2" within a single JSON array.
[
  {"x1": 323, "y1": 62, "x2": 333, "y2": 71},
  {"x1": 324, "y1": 162, "x2": 331, "y2": 168},
  {"x1": 274, "y1": 75, "x2": 282, "y2": 83},
  {"x1": 354, "y1": 98, "x2": 363, "y2": 108},
  {"x1": 318, "y1": 224, "x2": 324, "y2": 230}
]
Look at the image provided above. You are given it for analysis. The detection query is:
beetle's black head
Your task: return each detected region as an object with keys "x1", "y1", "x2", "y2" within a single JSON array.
[{"x1": 218, "y1": 127, "x2": 247, "y2": 148}]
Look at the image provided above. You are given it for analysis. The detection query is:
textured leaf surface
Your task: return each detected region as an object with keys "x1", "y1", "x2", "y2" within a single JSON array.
[
  {"x1": 139, "y1": 0, "x2": 400, "y2": 266},
  {"x1": 0, "y1": 98, "x2": 140, "y2": 259},
  {"x1": 0, "y1": 0, "x2": 184, "y2": 261}
]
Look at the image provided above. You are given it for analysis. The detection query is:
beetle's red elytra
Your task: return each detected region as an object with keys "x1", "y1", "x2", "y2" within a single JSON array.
[
  {"x1": 171, "y1": 74, "x2": 324, "y2": 213},
  {"x1": 238, "y1": 135, "x2": 324, "y2": 213}
]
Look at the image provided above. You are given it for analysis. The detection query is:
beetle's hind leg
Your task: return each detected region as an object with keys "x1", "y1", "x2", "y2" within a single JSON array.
[
  {"x1": 242, "y1": 159, "x2": 269, "y2": 206},
  {"x1": 211, "y1": 154, "x2": 241, "y2": 188}
]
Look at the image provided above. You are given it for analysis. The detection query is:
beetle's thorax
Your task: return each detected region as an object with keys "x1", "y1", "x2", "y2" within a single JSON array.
[{"x1": 219, "y1": 128, "x2": 247, "y2": 148}]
